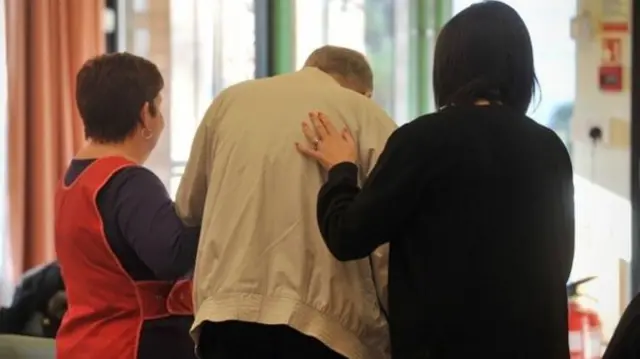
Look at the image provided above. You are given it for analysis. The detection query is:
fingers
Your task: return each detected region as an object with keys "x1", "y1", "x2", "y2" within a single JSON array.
[
  {"x1": 309, "y1": 112, "x2": 328, "y2": 139},
  {"x1": 317, "y1": 112, "x2": 338, "y2": 135},
  {"x1": 341, "y1": 127, "x2": 355, "y2": 145},
  {"x1": 295, "y1": 142, "x2": 322, "y2": 159},
  {"x1": 302, "y1": 111, "x2": 342, "y2": 149},
  {"x1": 301, "y1": 122, "x2": 319, "y2": 145}
]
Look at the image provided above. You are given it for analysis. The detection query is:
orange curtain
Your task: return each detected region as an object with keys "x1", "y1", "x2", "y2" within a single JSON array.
[{"x1": 5, "y1": 0, "x2": 104, "y2": 279}]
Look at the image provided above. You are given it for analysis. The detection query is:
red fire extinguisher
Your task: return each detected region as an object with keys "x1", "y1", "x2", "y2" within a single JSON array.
[{"x1": 568, "y1": 277, "x2": 603, "y2": 359}]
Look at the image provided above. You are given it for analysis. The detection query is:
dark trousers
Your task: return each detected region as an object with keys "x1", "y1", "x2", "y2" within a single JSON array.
[{"x1": 198, "y1": 320, "x2": 345, "y2": 359}]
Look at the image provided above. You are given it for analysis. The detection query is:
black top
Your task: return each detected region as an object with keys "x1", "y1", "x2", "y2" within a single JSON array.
[
  {"x1": 0, "y1": 261, "x2": 64, "y2": 337},
  {"x1": 317, "y1": 105, "x2": 574, "y2": 358},
  {"x1": 602, "y1": 292, "x2": 640, "y2": 359}
]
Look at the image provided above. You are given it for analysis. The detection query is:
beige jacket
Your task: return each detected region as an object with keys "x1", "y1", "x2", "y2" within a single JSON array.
[{"x1": 175, "y1": 67, "x2": 397, "y2": 359}]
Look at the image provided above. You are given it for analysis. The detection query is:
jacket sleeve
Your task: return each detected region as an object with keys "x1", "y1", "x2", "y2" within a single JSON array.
[
  {"x1": 357, "y1": 102, "x2": 398, "y2": 177},
  {"x1": 175, "y1": 121, "x2": 211, "y2": 226},
  {"x1": 369, "y1": 244, "x2": 389, "y2": 314},
  {"x1": 317, "y1": 122, "x2": 430, "y2": 261},
  {"x1": 356, "y1": 104, "x2": 396, "y2": 315},
  {"x1": 556, "y1": 140, "x2": 575, "y2": 283},
  {"x1": 175, "y1": 93, "x2": 226, "y2": 226}
]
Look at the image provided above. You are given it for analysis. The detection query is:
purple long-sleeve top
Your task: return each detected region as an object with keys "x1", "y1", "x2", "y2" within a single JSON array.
[{"x1": 64, "y1": 159, "x2": 200, "y2": 281}]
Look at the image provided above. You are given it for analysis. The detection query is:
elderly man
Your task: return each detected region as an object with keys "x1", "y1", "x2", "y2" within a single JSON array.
[{"x1": 176, "y1": 46, "x2": 396, "y2": 359}]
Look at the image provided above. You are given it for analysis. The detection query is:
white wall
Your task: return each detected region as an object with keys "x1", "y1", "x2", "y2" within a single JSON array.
[{"x1": 571, "y1": 0, "x2": 632, "y2": 339}]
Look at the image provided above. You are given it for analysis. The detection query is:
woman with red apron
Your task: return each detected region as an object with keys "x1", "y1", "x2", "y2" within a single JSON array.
[{"x1": 55, "y1": 53, "x2": 200, "y2": 359}]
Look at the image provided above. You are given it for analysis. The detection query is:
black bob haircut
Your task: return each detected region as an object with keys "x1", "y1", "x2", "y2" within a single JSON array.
[{"x1": 433, "y1": 1, "x2": 538, "y2": 114}]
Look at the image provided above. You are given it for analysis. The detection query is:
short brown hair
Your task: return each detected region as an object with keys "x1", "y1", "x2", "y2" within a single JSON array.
[
  {"x1": 304, "y1": 45, "x2": 373, "y2": 94},
  {"x1": 75, "y1": 52, "x2": 164, "y2": 143}
]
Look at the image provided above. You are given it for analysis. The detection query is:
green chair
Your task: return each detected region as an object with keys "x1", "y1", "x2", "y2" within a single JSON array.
[{"x1": 0, "y1": 335, "x2": 55, "y2": 359}]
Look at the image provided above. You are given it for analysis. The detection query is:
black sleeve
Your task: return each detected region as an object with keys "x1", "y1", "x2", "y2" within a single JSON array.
[
  {"x1": 0, "y1": 307, "x2": 26, "y2": 334},
  {"x1": 317, "y1": 123, "x2": 434, "y2": 260},
  {"x1": 602, "y1": 294, "x2": 640, "y2": 359},
  {"x1": 0, "y1": 279, "x2": 41, "y2": 334},
  {"x1": 556, "y1": 142, "x2": 575, "y2": 283}
]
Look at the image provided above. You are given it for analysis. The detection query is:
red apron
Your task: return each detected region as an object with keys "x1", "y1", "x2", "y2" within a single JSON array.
[{"x1": 55, "y1": 156, "x2": 193, "y2": 359}]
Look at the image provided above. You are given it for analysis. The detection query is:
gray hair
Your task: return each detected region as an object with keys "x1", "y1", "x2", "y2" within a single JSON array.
[{"x1": 303, "y1": 45, "x2": 373, "y2": 94}]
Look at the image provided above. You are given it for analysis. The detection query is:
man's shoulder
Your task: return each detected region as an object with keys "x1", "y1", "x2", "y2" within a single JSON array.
[
  {"x1": 199, "y1": 79, "x2": 265, "y2": 125},
  {"x1": 212, "y1": 74, "x2": 305, "y2": 105},
  {"x1": 216, "y1": 77, "x2": 268, "y2": 97},
  {"x1": 348, "y1": 96, "x2": 396, "y2": 131}
]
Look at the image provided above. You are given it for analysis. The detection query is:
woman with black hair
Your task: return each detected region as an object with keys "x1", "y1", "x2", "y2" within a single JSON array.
[{"x1": 296, "y1": 1, "x2": 574, "y2": 358}]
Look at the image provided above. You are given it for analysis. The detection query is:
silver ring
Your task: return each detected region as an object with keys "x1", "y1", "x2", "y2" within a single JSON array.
[{"x1": 313, "y1": 138, "x2": 320, "y2": 149}]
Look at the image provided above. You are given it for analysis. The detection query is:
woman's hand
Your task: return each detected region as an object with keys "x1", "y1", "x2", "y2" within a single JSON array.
[{"x1": 296, "y1": 112, "x2": 357, "y2": 171}]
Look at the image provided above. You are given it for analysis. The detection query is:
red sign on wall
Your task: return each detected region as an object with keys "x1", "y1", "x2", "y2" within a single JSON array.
[
  {"x1": 601, "y1": 38, "x2": 622, "y2": 64},
  {"x1": 600, "y1": 0, "x2": 630, "y2": 33},
  {"x1": 599, "y1": 65, "x2": 623, "y2": 92},
  {"x1": 601, "y1": 22, "x2": 629, "y2": 33}
]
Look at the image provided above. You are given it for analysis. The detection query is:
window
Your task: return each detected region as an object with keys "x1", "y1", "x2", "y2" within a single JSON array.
[
  {"x1": 122, "y1": 0, "x2": 255, "y2": 196},
  {"x1": 168, "y1": 0, "x2": 255, "y2": 197},
  {"x1": 294, "y1": 0, "x2": 412, "y2": 124},
  {"x1": 167, "y1": 0, "x2": 215, "y2": 179}
]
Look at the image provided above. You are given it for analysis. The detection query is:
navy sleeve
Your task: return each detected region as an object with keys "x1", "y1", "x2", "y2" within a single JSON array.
[{"x1": 111, "y1": 167, "x2": 200, "y2": 280}]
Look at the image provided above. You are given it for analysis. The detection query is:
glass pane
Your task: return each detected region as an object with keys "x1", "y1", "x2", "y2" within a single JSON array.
[
  {"x1": 294, "y1": 0, "x2": 411, "y2": 123},
  {"x1": 219, "y1": 0, "x2": 256, "y2": 88},
  {"x1": 169, "y1": 175, "x2": 182, "y2": 200},
  {"x1": 169, "y1": 0, "x2": 255, "y2": 163},
  {"x1": 169, "y1": 0, "x2": 201, "y2": 163},
  {"x1": 170, "y1": 165, "x2": 186, "y2": 176}
]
